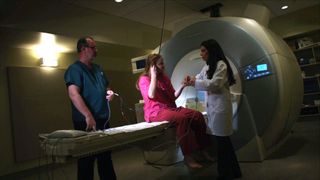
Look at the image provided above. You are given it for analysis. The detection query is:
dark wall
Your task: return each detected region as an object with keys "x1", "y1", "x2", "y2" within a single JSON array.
[{"x1": 0, "y1": 27, "x2": 150, "y2": 175}]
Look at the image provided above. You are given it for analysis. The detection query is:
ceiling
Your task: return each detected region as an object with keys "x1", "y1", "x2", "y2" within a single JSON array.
[
  {"x1": 62, "y1": 0, "x2": 320, "y2": 31},
  {"x1": 0, "y1": 0, "x2": 319, "y2": 52}
]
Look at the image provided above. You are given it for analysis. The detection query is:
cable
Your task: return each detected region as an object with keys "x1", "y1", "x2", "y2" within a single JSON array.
[
  {"x1": 158, "y1": 0, "x2": 166, "y2": 54},
  {"x1": 104, "y1": 101, "x2": 112, "y2": 129},
  {"x1": 119, "y1": 95, "x2": 131, "y2": 124},
  {"x1": 104, "y1": 90, "x2": 133, "y2": 129},
  {"x1": 109, "y1": 92, "x2": 135, "y2": 126}
]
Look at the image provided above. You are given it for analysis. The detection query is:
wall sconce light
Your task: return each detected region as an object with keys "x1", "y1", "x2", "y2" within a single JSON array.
[
  {"x1": 36, "y1": 33, "x2": 59, "y2": 67},
  {"x1": 40, "y1": 57, "x2": 58, "y2": 67}
]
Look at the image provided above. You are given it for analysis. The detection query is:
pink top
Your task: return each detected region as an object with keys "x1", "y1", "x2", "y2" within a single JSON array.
[{"x1": 138, "y1": 74, "x2": 177, "y2": 122}]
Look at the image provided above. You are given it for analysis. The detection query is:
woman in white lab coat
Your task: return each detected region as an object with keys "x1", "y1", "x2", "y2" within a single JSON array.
[{"x1": 189, "y1": 39, "x2": 241, "y2": 180}]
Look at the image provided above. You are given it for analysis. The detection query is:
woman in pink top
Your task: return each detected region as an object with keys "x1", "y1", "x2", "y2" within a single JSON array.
[{"x1": 137, "y1": 54, "x2": 211, "y2": 168}]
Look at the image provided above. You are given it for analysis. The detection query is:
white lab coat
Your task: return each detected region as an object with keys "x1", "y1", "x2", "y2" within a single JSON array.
[{"x1": 195, "y1": 60, "x2": 233, "y2": 136}]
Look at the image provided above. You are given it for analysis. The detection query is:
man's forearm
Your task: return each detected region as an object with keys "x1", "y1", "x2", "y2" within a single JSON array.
[{"x1": 69, "y1": 93, "x2": 93, "y2": 119}]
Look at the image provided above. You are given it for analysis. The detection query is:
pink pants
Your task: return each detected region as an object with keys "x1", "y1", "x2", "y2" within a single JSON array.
[{"x1": 150, "y1": 107, "x2": 210, "y2": 156}]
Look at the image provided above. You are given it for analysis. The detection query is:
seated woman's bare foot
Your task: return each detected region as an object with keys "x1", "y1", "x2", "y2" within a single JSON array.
[{"x1": 184, "y1": 155, "x2": 203, "y2": 169}]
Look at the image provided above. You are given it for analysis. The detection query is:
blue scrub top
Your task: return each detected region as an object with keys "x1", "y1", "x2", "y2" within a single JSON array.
[{"x1": 64, "y1": 61, "x2": 109, "y2": 122}]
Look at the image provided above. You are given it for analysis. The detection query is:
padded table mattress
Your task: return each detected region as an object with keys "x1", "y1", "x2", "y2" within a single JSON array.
[{"x1": 39, "y1": 121, "x2": 169, "y2": 162}]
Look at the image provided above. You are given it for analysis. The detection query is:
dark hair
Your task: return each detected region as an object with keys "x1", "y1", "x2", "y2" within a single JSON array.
[
  {"x1": 201, "y1": 39, "x2": 236, "y2": 86},
  {"x1": 136, "y1": 53, "x2": 162, "y2": 90},
  {"x1": 77, "y1": 36, "x2": 94, "y2": 53}
]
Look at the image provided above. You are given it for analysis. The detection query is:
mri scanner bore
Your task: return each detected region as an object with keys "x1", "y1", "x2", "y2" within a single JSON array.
[{"x1": 160, "y1": 17, "x2": 303, "y2": 161}]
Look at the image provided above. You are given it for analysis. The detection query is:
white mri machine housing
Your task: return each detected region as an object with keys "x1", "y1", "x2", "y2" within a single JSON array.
[{"x1": 160, "y1": 17, "x2": 303, "y2": 161}]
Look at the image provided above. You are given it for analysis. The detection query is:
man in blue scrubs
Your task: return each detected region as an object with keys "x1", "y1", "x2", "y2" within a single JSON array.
[{"x1": 64, "y1": 36, "x2": 117, "y2": 180}]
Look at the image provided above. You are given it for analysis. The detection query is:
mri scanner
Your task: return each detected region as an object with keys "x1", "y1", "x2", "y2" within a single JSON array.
[
  {"x1": 160, "y1": 17, "x2": 303, "y2": 161},
  {"x1": 40, "y1": 17, "x2": 303, "y2": 163}
]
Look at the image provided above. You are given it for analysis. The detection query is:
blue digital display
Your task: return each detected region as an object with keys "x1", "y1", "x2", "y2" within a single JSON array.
[
  {"x1": 243, "y1": 63, "x2": 271, "y2": 80},
  {"x1": 256, "y1": 64, "x2": 267, "y2": 71}
]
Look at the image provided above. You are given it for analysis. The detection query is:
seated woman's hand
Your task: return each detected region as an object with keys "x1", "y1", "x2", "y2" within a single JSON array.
[
  {"x1": 150, "y1": 65, "x2": 157, "y2": 79},
  {"x1": 182, "y1": 76, "x2": 190, "y2": 86},
  {"x1": 189, "y1": 76, "x2": 196, "y2": 86},
  {"x1": 182, "y1": 75, "x2": 195, "y2": 86}
]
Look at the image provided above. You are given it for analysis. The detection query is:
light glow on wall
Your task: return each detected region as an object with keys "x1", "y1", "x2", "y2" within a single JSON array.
[
  {"x1": 35, "y1": 33, "x2": 59, "y2": 67},
  {"x1": 35, "y1": 33, "x2": 58, "y2": 67}
]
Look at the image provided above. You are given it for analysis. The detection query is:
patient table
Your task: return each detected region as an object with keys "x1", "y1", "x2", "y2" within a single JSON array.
[{"x1": 39, "y1": 121, "x2": 170, "y2": 163}]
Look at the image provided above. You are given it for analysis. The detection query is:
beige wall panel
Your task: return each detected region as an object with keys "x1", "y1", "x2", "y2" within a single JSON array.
[{"x1": 7, "y1": 67, "x2": 72, "y2": 162}]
